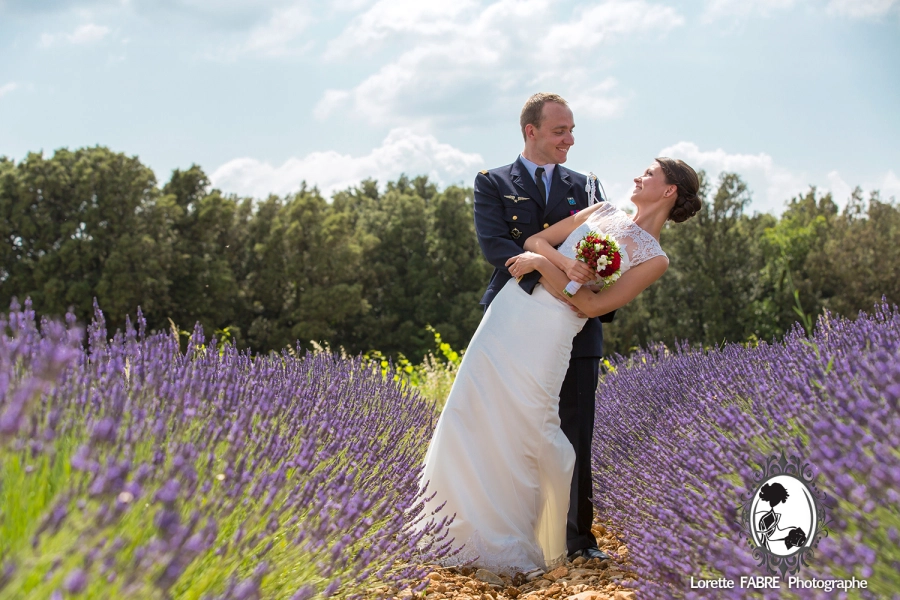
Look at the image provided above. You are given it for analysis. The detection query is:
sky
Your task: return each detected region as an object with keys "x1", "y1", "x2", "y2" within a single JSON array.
[{"x1": 1, "y1": 0, "x2": 898, "y2": 214}]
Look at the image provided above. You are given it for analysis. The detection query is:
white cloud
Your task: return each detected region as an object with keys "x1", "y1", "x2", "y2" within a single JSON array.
[
  {"x1": 329, "y1": 0, "x2": 378, "y2": 11},
  {"x1": 338, "y1": 41, "x2": 498, "y2": 125},
  {"x1": 40, "y1": 23, "x2": 111, "y2": 48},
  {"x1": 183, "y1": 2, "x2": 315, "y2": 60},
  {"x1": 702, "y1": 0, "x2": 797, "y2": 22},
  {"x1": 69, "y1": 23, "x2": 111, "y2": 43},
  {"x1": 825, "y1": 169, "x2": 900, "y2": 204},
  {"x1": 318, "y1": 0, "x2": 683, "y2": 127},
  {"x1": 645, "y1": 144, "x2": 900, "y2": 214},
  {"x1": 825, "y1": 170, "x2": 855, "y2": 204},
  {"x1": 541, "y1": 0, "x2": 684, "y2": 54},
  {"x1": 210, "y1": 128, "x2": 484, "y2": 199},
  {"x1": 599, "y1": 179, "x2": 639, "y2": 210},
  {"x1": 546, "y1": 73, "x2": 629, "y2": 120},
  {"x1": 883, "y1": 171, "x2": 900, "y2": 200},
  {"x1": 826, "y1": 0, "x2": 899, "y2": 18},
  {"x1": 658, "y1": 141, "x2": 810, "y2": 213},
  {"x1": 703, "y1": 0, "x2": 900, "y2": 21},
  {"x1": 238, "y1": 5, "x2": 313, "y2": 57},
  {"x1": 0, "y1": 82, "x2": 19, "y2": 98},
  {"x1": 324, "y1": 0, "x2": 478, "y2": 58},
  {"x1": 314, "y1": 89, "x2": 351, "y2": 119}
]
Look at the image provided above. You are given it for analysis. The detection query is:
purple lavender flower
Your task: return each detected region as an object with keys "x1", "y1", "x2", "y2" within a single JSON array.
[
  {"x1": 592, "y1": 301, "x2": 900, "y2": 598},
  {"x1": 0, "y1": 299, "x2": 448, "y2": 597},
  {"x1": 62, "y1": 568, "x2": 87, "y2": 593}
]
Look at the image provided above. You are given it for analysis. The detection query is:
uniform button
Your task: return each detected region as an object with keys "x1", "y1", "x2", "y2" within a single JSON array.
[
  {"x1": 543, "y1": 223, "x2": 549, "y2": 229},
  {"x1": 512, "y1": 215, "x2": 518, "y2": 221}
]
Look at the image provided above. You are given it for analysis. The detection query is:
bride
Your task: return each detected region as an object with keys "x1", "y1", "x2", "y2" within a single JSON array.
[{"x1": 417, "y1": 157, "x2": 701, "y2": 574}]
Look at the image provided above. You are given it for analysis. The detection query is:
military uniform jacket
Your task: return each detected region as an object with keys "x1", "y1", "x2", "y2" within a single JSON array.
[{"x1": 473, "y1": 157, "x2": 613, "y2": 359}]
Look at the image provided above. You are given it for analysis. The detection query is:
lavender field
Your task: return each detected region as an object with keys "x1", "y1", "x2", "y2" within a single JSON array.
[
  {"x1": 592, "y1": 302, "x2": 900, "y2": 599},
  {"x1": 0, "y1": 300, "x2": 450, "y2": 598},
  {"x1": 1, "y1": 298, "x2": 898, "y2": 599}
]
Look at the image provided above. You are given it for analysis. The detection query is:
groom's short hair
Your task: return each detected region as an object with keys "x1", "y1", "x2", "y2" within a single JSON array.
[{"x1": 520, "y1": 93, "x2": 569, "y2": 141}]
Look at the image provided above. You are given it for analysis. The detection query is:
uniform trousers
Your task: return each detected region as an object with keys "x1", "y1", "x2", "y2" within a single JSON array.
[{"x1": 558, "y1": 356, "x2": 601, "y2": 553}]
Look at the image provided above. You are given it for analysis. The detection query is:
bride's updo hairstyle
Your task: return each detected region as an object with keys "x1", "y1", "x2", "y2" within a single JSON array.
[{"x1": 655, "y1": 157, "x2": 701, "y2": 223}]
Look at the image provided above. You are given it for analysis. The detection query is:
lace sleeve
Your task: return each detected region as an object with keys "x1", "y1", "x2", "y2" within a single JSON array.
[
  {"x1": 626, "y1": 228, "x2": 666, "y2": 265},
  {"x1": 587, "y1": 205, "x2": 667, "y2": 268}
]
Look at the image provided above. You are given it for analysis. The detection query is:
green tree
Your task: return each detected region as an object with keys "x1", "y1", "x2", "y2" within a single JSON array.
[
  {"x1": 159, "y1": 166, "x2": 242, "y2": 337},
  {"x1": 280, "y1": 184, "x2": 369, "y2": 350},
  {"x1": 809, "y1": 188, "x2": 900, "y2": 316},
  {"x1": 236, "y1": 194, "x2": 288, "y2": 350},
  {"x1": 344, "y1": 176, "x2": 435, "y2": 360},
  {"x1": 328, "y1": 175, "x2": 490, "y2": 361},
  {"x1": 759, "y1": 187, "x2": 838, "y2": 334},
  {"x1": 233, "y1": 184, "x2": 372, "y2": 353},
  {"x1": 419, "y1": 184, "x2": 492, "y2": 353},
  {"x1": 8, "y1": 145, "x2": 894, "y2": 362},
  {"x1": 0, "y1": 147, "x2": 169, "y2": 332}
]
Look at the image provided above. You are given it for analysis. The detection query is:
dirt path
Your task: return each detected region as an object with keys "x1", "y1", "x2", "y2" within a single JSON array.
[{"x1": 373, "y1": 525, "x2": 639, "y2": 600}]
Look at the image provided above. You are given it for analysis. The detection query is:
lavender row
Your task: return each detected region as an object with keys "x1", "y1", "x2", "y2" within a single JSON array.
[
  {"x1": 0, "y1": 299, "x2": 449, "y2": 598},
  {"x1": 591, "y1": 300, "x2": 900, "y2": 599}
]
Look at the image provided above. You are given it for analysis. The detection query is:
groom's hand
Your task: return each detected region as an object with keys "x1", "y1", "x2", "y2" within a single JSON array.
[
  {"x1": 540, "y1": 277, "x2": 588, "y2": 318},
  {"x1": 505, "y1": 252, "x2": 545, "y2": 280}
]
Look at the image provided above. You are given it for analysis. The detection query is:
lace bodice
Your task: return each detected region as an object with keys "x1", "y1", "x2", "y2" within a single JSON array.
[{"x1": 559, "y1": 203, "x2": 666, "y2": 285}]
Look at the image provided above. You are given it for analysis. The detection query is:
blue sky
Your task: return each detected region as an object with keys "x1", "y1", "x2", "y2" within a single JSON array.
[{"x1": 1, "y1": 0, "x2": 898, "y2": 214}]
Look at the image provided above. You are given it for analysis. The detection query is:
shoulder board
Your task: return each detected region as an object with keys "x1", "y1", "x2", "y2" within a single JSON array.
[{"x1": 479, "y1": 169, "x2": 488, "y2": 175}]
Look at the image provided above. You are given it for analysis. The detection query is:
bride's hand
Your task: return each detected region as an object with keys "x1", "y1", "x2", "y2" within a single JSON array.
[
  {"x1": 505, "y1": 252, "x2": 546, "y2": 279},
  {"x1": 566, "y1": 258, "x2": 595, "y2": 284}
]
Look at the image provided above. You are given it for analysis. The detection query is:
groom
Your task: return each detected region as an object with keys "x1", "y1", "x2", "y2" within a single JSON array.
[{"x1": 473, "y1": 92, "x2": 613, "y2": 561}]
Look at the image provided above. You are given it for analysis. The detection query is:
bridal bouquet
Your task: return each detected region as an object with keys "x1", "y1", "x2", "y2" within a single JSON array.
[{"x1": 563, "y1": 231, "x2": 622, "y2": 297}]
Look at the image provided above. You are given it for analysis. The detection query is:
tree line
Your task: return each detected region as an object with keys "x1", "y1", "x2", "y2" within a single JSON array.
[{"x1": 1, "y1": 146, "x2": 897, "y2": 360}]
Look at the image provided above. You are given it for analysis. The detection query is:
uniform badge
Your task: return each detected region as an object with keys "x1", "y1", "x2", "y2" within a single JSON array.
[
  {"x1": 567, "y1": 197, "x2": 576, "y2": 205},
  {"x1": 511, "y1": 228, "x2": 522, "y2": 239},
  {"x1": 569, "y1": 210, "x2": 579, "y2": 216},
  {"x1": 504, "y1": 195, "x2": 528, "y2": 203}
]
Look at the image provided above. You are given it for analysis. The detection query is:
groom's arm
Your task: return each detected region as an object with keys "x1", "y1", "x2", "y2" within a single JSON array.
[{"x1": 473, "y1": 171, "x2": 541, "y2": 294}]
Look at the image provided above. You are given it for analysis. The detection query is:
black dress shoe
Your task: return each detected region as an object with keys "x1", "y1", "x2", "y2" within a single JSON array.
[{"x1": 567, "y1": 547, "x2": 611, "y2": 561}]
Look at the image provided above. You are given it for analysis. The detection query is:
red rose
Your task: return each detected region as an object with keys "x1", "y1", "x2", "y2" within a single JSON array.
[{"x1": 596, "y1": 251, "x2": 621, "y2": 277}]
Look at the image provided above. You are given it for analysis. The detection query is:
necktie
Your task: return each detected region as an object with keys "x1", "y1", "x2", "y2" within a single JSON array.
[{"x1": 534, "y1": 167, "x2": 547, "y2": 204}]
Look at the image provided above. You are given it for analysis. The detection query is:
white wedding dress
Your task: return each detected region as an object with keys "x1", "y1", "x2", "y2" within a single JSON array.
[{"x1": 416, "y1": 202, "x2": 666, "y2": 574}]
